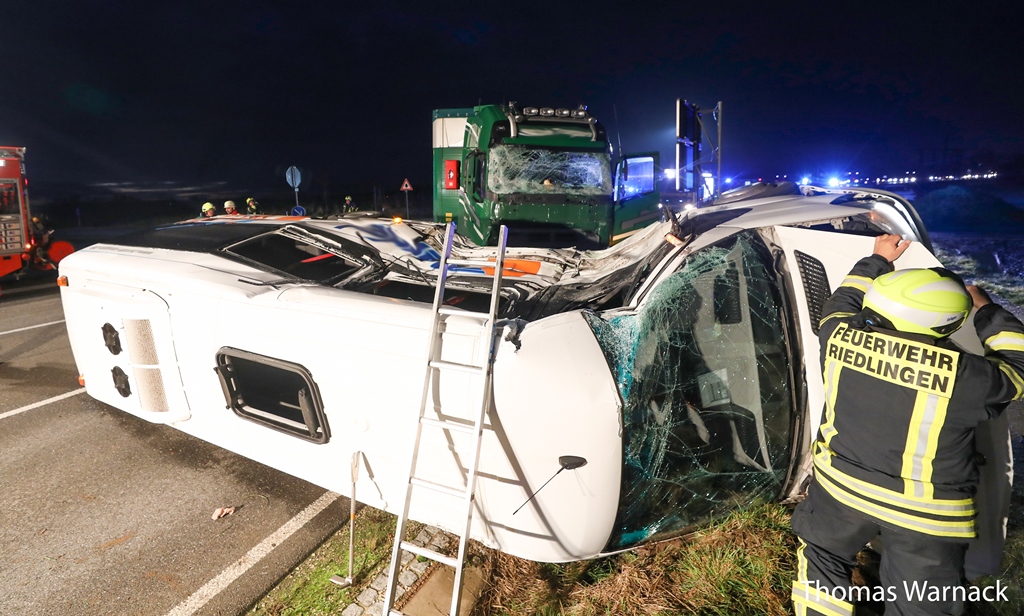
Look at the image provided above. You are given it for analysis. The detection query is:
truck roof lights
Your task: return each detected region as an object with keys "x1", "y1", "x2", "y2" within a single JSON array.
[{"x1": 519, "y1": 107, "x2": 589, "y2": 119}]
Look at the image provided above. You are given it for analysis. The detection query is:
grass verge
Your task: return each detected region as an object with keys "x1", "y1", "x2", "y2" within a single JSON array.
[
  {"x1": 478, "y1": 504, "x2": 797, "y2": 616},
  {"x1": 246, "y1": 506, "x2": 419, "y2": 616},
  {"x1": 932, "y1": 245, "x2": 1024, "y2": 308}
]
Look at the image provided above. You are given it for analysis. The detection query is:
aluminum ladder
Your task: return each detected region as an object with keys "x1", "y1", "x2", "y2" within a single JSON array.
[{"x1": 382, "y1": 222, "x2": 509, "y2": 616}]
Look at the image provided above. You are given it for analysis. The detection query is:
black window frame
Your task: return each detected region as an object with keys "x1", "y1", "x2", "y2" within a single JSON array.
[{"x1": 215, "y1": 347, "x2": 330, "y2": 444}]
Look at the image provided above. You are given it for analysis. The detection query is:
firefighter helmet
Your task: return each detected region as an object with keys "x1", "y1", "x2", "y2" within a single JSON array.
[
  {"x1": 202, "y1": 202, "x2": 215, "y2": 213},
  {"x1": 862, "y1": 268, "x2": 971, "y2": 337},
  {"x1": 224, "y1": 200, "x2": 236, "y2": 210}
]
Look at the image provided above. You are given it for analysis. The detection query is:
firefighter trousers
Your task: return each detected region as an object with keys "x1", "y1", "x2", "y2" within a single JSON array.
[{"x1": 791, "y1": 480, "x2": 968, "y2": 616}]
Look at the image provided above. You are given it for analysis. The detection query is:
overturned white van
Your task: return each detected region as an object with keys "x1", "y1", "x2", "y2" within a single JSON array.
[{"x1": 58, "y1": 184, "x2": 1007, "y2": 568}]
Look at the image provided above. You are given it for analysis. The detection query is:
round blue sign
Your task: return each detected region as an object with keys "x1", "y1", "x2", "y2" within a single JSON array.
[{"x1": 291, "y1": 206, "x2": 306, "y2": 216}]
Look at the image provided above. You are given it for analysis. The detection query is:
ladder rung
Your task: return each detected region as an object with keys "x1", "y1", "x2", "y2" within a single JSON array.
[
  {"x1": 400, "y1": 541, "x2": 458, "y2": 568},
  {"x1": 438, "y1": 305, "x2": 491, "y2": 321},
  {"x1": 429, "y1": 359, "x2": 484, "y2": 374},
  {"x1": 420, "y1": 416, "x2": 475, "y2": 434},
  {"x1": 410, "y1": 476, "x2": 469, "y2": 499}
]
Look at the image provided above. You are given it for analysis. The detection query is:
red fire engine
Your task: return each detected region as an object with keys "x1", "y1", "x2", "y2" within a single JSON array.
[{"x1": 0, "y1": 146, "x2": 73, "y2": 280}]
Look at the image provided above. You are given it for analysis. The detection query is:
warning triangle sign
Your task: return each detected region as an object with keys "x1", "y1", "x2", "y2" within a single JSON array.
[{"x1": 400, "y1": 178, "x2": 413, "y2": 191}]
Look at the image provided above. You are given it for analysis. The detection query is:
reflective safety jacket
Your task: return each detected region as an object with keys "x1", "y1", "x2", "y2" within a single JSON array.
[{"x1": 814, "y1": 254, "x2": 1024, "y2": 539}]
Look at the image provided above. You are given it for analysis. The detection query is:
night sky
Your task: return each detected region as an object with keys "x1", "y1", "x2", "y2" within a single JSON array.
[{"x1": 3, "y1": 2, "x2": 1023, "y2": 204}]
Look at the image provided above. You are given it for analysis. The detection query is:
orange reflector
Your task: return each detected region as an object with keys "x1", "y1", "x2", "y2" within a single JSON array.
[
  {"x1": 57, "y1": 275, "x2": 69, "y2": 287},
  {"x1": 391, "y1": 216, "x2": 403, "y2": 224},
  {"x1": 78, "y1": 374, "x2": 86, "y2": 387}
]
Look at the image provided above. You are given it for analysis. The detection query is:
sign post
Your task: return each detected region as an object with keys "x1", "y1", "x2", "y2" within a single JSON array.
[
  {"x1": 286, "y1": 166, "x2": 303, "y2": 215},
  {"x1": 400, "y1": 178, "x2": 413, "y2": 218}
]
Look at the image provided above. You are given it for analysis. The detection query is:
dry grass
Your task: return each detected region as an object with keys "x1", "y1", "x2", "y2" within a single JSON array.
[
  {"x1": 476, "y1": 504, "x2": 796, "y2": 616},
  {"x1": 475, "y1": 499, "x2": 1022, "y2": 615}
]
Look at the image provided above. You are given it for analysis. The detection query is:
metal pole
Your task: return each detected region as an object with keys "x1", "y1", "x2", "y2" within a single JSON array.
[
  {"x1": 293, "y1": 187, "x2": 300, "y2": 211},
  {"x1": 675, "y1": 99, "x2": 681, "y2": 193},
  {"x1": 329, "y1": 451, "x2": 360, "y2": 588},
  {"x1": 347, "y1": 452, "x2": 358, "y2": 580},
  {"x1": 405, "y1": 191, "x2": 409, "y2": 218},
  {"x1": 716, "y1": 101, "x2": 723, "y2": 199}
]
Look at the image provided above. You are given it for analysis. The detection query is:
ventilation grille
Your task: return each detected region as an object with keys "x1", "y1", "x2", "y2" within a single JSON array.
[
  {"x1": 794, "y1": 250, "x2": 832, "y2": 334},
  {"x1": 134, "y1": 367, "x2": 169, "y2": 413},
  {"x1": 124, "y1": 319, "x2": 159, "y2": 365},
  {"x1": 123, "y1": 319, "x2": 169, "y2": 413}
]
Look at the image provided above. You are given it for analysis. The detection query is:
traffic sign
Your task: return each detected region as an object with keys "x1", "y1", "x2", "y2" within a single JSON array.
[
  {"x1": 291, "y1": 205, "x2": 306, "y2": 216},
  {"x1": 400, "y1": 178, "x2": 413, "y2": 191},
  {"x1": 286, "y1": 166, "x2": 302, "y2": 188}
]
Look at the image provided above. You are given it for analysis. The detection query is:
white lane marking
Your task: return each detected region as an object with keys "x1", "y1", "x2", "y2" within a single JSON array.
[
  {"x1": 0, "y1": 388, "x2": 87, "y2": 421},
  {"x1": 0, "y1": 319, "x2": 66, "y2": 336},
  {"x1": 165, "y1": 490, "x2": 342, "y2": 616}
]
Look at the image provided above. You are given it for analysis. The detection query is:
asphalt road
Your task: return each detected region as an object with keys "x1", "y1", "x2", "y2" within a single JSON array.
[{"x1": 0, "y1": 279, "x2": 348, "y2": 616}]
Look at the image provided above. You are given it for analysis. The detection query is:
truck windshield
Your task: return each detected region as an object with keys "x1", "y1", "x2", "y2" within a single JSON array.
[
  {"x1": 487, "y1": 145, "x2": 612, "y2": 196},
  {"x1": 585, "y1": 231, "x2": 794, "y2": 550}
]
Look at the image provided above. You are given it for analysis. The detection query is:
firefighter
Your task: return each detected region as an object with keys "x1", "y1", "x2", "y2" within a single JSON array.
[
  {"x1": 29, "y1": 216, "x2": 55, "y2": 269},
  {"x1": 791, "y1": 234, "x2": 1024, "y2": 616},
  {"x1": 343, "y1": 195, "x2": 355, "y2": 213},
  {"x1": 224, "y1": 200, "x2": 240, "y2": 215},
  {"x1": 246, "y1": 197, "x2": 259, "y2": 215},
  {"x1": 201, "y1": 202, "x2": 215, "y2": 218}
]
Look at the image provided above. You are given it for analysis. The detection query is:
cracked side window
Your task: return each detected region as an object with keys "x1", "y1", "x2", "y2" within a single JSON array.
[{"x1": 585, "y1": 231, "x2": 794, "y2": 550}]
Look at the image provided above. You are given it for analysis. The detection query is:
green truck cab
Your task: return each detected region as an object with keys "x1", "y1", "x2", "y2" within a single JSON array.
[{"x1": 432, "y1": 104, "x2": 662, "y2": 248}]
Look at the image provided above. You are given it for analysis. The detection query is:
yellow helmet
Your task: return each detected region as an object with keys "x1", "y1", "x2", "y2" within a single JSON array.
[
  {"x1": 202, "y1": 202, "x2": 215, "y2": 212},
  {"x1": 862, "y1": 268, "x2": 971, "y2": 337},
  {"x1": 246, "y1": 197, "x2": 256, "y2": 205}
]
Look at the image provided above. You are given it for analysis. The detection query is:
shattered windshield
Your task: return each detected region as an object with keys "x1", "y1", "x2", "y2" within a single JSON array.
[
  {"x1": 585, "y1": 231, "x2": 794, "y2": 550},
  {"x1": 486, "y1": 145, "x2": 612, "y2": 196}
]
